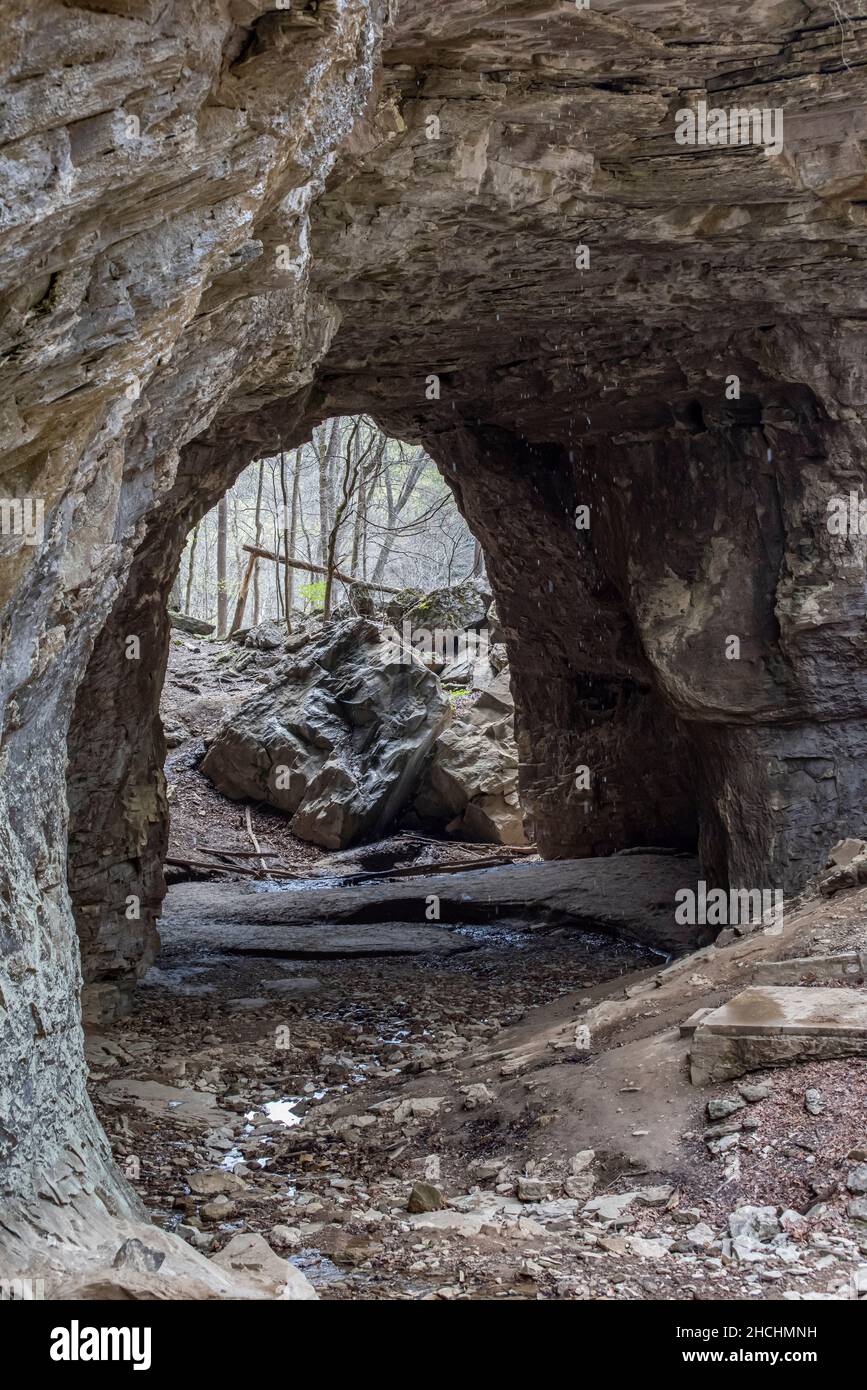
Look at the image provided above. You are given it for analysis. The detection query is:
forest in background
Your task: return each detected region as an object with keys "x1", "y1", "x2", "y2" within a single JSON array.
[{"x1": 172, "y1": 416, "x2": 482, "y2": 635}]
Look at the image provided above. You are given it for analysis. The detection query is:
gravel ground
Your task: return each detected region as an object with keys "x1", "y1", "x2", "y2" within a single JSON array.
[
  {"x1": 124, "y1": 632, "x2": 867, "y2": 1301},
  {"x1": 88, "y1": 910, "x2": 867, "y2": 1301}
]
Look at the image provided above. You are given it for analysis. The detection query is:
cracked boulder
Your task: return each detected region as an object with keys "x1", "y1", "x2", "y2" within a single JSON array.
[
  {"x1": 200, "y1": 618, "x2": 449, "y2": 849},
  {"x1": 413, "y1": 671, "x2": 528, "y2": 846}
]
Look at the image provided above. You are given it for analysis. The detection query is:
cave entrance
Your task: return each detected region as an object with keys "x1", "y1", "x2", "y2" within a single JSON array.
[
  {"x1": 64, "y1": 413, "x2": 501, "y2": 1029},
  {"x1": 160, "y1": 414, "x2": 501, "y2": 888},
  {"x1": 65, "y1": 408, "x2": 705, "y2": 1038},
  {"x1": 63, "y1": 407, "x2": 703, "y2": 1206}
]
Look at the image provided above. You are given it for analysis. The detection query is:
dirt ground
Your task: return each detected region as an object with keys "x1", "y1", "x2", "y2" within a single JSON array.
[
  {"x1": 96, "y1": 632, "x2": 866, "y2": 1301},
  {"x1": 87, "y1": 883, "x2": 867, "y2": 1301}
]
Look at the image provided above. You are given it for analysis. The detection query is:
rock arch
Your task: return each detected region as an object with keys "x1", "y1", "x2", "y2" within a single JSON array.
[{"x1": 2, "y1": 0, "x2": 867, "y2": 1276}]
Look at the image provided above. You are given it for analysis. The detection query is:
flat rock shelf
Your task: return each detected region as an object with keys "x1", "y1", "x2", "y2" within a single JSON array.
[
  {"x1": 690, "y1": 986, "x2": 867, "y2": 1084},
  {"x1": 158, "y1": 852, "x2": 705, "y2": 958}
]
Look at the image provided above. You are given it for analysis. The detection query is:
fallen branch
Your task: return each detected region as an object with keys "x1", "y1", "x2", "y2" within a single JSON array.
[
  {"x1": 394, "y1": 831, "x2": 538, "y2": 856},
  {"x1": 245, "y1": 805, "x2": 269, "y2": 875},
  {"x1": 333, "y1": 855, "x2": 522, "y2": 885},
  {"x1": 241, "y1": 545, "x2": 403, "y2": 595},
  {"x1": 165, "y1": 855, "x2": 298, "y2": 880},
  {"x1": 195, "y1": 845, "x2": 281, "y2": 859}
]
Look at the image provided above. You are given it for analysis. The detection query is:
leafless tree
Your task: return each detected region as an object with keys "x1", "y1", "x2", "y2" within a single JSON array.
[
  {"x1": 279, "y1": 444, "x2": 292, "y2": 632},
  {"x1": 370, "y1": 441, "x2": 427, "y2": 583},
  {"x1": 176, "y1": 416, "x2": 478, "y2": 628},
  {"x1": 252, "y1": 459, "x2": 264, "y2": 625}
]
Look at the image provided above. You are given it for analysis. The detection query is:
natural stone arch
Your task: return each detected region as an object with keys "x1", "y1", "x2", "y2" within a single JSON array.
[
  {"x1": 66, "y1": 347, "x2": 867, "y2": 1025},
  {"x1": 2, "y1": 0, "x2": 867, "y2": 1288}
]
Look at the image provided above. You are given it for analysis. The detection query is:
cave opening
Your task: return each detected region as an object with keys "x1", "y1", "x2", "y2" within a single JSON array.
[
  {"x1": 59, "y1": 405, "x2": 713, "y2": 1251},
  {"x1": 64, "y1": 399, "x2": 717, "y2": 1037},
  {"x1": 4, "y1": 0, "x2": 867, "y2": 1311}
]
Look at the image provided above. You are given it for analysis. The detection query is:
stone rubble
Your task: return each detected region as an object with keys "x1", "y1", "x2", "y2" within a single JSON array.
[{"x1": 92, "y1": 948, "x2": 867, "y2": 1303}]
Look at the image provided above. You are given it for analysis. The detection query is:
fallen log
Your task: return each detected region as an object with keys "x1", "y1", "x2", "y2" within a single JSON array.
[
  {"x1": 332, "y1": 854, "x2": 522, "y2": 885},
  {"x1": 195, "y1": 845, "x2": 281, "y2": 859},
  {"x1": 245, "y1": 804, "x2": 269, "y2": 875},
  {"x1": 165, "y1": 855, "x2": 298, "y2": 880},
  {"x1": 241, "y1": 545, "x2": 403, "y2": 596},
  {"x1": 393, "y1": 831, "x2": 538, "y2": 856},
  {"x1": 230, "y1": 550, "x2": 257, "y2": 634}
]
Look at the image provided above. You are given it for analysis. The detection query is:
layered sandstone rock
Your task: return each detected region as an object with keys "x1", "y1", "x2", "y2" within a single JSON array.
[{"x1": 3, "y1": 0, "x2": 867, "y2": 1269}]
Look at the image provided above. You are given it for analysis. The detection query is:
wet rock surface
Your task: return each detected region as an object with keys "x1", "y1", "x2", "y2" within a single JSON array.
[{"x1": 160, "y1": 849, "x2": 707, "y2": 957}]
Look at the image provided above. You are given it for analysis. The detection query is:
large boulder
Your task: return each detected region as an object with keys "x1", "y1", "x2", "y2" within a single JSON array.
[
  {"x1": 404, "y1": 579, "x2": 492, "y2": 635},
  {"x1": 242, "y1": 619, "x2": 286, "y2": 651},
  {"x1": 413, "y1": 670, "x2": 527, "y2": 846},
  {"x1": 440, "y1": 643, "x2": 508, "y2": 690},
  {"x1": 210, "y1": 1233, "x2": 318, "y2": 1301},
  {"x1": 200, "y1": 619, "x2": 449, "y2": 849},
  {"x1": 385, "y1": 587, "x2": 424, "y2": 624},
  {"x1": 168, "y1": 610, "x2": 214, "y2": 637}
]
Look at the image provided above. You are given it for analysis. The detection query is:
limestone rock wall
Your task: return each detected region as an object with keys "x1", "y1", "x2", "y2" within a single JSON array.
[
  {"x1": 0, "y1": 0, "x2": 387, "y2": 1253},
  {"x1": 3, "y1": 0, "x2": 867, "y2": 1262}
]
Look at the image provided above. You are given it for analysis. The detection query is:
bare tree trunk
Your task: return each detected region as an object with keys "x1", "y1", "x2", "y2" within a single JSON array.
[
  {"x1": 279, "y1": 445, "x2": 292, "y2": 633},
  {"x1": 216, "y1": 495, "x2": 228, "y2": 636},
  {"x1": 327, "y1": 420, "x2": 342, "y2": 536},
  {"x1": 317, "y1": 419, "x2": 340, "y2": 563},
  {"x1": 351, "y1": 430, "x2": 385, "y2": 580},
  {"x1": 270, "y1": 460, "x2": 283, "y2": 619},
  {"x1": 350, "y1": 468, "x2": 366, "y2": 576},
  {"x1": 287, "y1": 448, "x2": 301, "y2": 615},
  {"x1": 202, "y1": 516, "x2": 212, "y2": 619},
  {"x1": 323, "y1": 420, "x2": 363, "y2": 617},
  {"x1": 252, "y1": 459, "x2": 264, "y2": 625},
  {"x1": 293, "y1": 443, "x2": 313, "y2": 587},
  {"x1": 230, "y1": 489, "x2": 242, "y2": 596},
  {"x1": 230, "y1": 551, "x2": 257, "y2": 634},
  {"x1": 471, "y1": 538, "x2": 484, "y2": 577},
  {"x1": 371, "y1": 446, "x2": 426, "y2": 583},
  {"x1": 184, "y1": 523, "x2": 200, "y2": 613}
]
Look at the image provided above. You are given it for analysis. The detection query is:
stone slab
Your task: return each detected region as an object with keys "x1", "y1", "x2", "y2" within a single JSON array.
[
  {"x1": 160, "y1": 851, "x2": 706, "y2": 956},
  {"x1": 158, "y1": 920, "x2": 474, "y2": 958},
  {"x1": 690, "y1": 986, "x2": 867, "y2": 1085},
  {"x1": 753, "y1": 954, "x2": 866, "y2": 986},
  {"x1": 97, "y1": 1079, "x2": 227, "y2": 1128},
  {"x1": 698, "y1": 986, "x2": 867, "y2": 1038}
]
